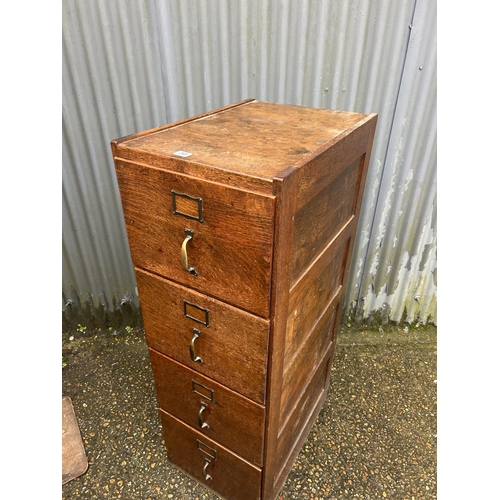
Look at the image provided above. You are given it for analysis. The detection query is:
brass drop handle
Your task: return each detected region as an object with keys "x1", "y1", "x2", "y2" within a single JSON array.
[
  {"x1": 189, "y1": 328, "x2": 204, "y2": 363},
  {"x1": 181, "y1": 228, "x2": 198, "y2": 276},
  {"x1": 203, "y1": 458, "x2": 212, "y2": 481},
  {"x1": 198, "y1": 402, "x2": 210, "y2": 429}
]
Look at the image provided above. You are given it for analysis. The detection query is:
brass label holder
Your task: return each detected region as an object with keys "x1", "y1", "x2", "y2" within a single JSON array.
[
  {"x1": 183, "y1": 301, "x2": 210, "y2": 327},
  {"x1": 172, "y1": 190, "x2": 203, "y2": 222}
]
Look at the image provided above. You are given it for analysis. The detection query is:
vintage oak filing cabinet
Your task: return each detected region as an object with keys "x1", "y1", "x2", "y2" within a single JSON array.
[{"x1": 111, "y1": 100, "x2": 377, "y2": 500}]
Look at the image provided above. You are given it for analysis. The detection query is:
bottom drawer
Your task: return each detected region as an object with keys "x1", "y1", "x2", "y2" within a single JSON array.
[{"x1": 160, "y1": 409, "x2": 262, "y2": 500}]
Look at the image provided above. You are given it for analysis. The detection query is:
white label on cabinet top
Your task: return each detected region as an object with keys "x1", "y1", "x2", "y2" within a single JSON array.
[{"x1": 173, "y1": 150, "x2": 193, "y2": 158}]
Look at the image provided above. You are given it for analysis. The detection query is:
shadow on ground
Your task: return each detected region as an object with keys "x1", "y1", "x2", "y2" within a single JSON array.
[{"x1": 62, "y1": 324, "x2": 436, "y2": 499}]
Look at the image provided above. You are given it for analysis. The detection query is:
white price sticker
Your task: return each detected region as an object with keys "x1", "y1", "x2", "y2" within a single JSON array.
[{"x1": 173, "y1": 150, "x2": 192, "y2": 158}]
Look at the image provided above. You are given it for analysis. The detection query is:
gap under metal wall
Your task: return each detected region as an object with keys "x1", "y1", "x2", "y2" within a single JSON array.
[{"x1": 62, "y1": 0, "x2": 436, "y2": 328}]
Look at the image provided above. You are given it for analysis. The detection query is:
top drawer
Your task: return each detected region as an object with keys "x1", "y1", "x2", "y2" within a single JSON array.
[{"x1": 115, "y1": 159, "x2": 275, "y2": 317}]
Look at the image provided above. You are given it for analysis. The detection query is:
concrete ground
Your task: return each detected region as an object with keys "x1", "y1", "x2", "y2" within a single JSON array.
[{"x1": 62, "y1": 323, "x2": 436, "y2": 500}]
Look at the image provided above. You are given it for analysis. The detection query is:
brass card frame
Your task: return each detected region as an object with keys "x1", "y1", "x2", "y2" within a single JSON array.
[
  {"x1": 183, "y1": 300, "x2": 210, "y2": 327},
  {"x1": 197, "y1": 439, "x2": 217, "y2": 460},
  {"x1": 171, "y1": 190, "x2": 203, "y2": 222},
  {"x1": 191, "y1": 380, "x2": 215, "y2": 402}
]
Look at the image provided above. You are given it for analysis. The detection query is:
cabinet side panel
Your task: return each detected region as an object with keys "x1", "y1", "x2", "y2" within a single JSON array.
[
  {"x1": 273, "y1": 348, "x2": 333, "y2": 490},
  {"x1": 284, "y1": 231, "x2": 351, "y2": 364},
  {"x1": 280, "y1": 296, "x2": 340, "y2": 422},
  {"x1": 264, "y1": 115, "x2": 378, "y2": 500},
  {"x1": 329, "y1": 115, "x2": 378, "y2": 350},
  {"x1": 290, "y1": 157, "x2": 362, "y2": 283},
  {"x1": 295, "y1": 116, "x2": 376, "y2": 212}
]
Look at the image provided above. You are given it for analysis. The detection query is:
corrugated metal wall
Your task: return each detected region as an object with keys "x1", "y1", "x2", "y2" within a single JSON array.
[
  {"x1": 62, "y1": 0, "x2": 437, "y2": 327},
  {"x1": 345, "y1": 0, "x2": 437, "y2": 324}
]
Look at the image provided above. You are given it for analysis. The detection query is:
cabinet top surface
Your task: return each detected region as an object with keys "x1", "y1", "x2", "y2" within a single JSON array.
[{"x1": 115, "y1": 100, "x2": 371, "y2": 181}]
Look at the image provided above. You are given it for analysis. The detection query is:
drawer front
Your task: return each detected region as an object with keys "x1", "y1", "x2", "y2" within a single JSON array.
[
  {"x1": 160, "y1": 409, "x2": 262, "y2": 500},
  {"x1": 115, "y1": 159, "x2": 275, "y2": 318},
  {"x1": 150, "y1": 348, "x2": 265, "y2": 466},
  {"x1": 136, "y1": 269, "x2": 269, "y2": 404}
]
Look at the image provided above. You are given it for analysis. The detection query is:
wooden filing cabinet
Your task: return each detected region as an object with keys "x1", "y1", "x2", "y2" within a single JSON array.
[{"x1": 111, "y1": 99, "x2": 377, "y2": 500}]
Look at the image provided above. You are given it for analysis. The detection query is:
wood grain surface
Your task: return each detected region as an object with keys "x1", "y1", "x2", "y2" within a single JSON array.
[
  {"x1": 290, "y1": 157, "x2": 361, "y2": 282},
  {"x1": 119, "y1": 101, "x2": 367, "y2": 181}
]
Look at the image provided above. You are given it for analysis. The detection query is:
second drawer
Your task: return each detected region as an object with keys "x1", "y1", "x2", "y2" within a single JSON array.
[
  {"x1": 150, "y1": 348, "x2": 265, "y2": 466},
  {"x1": 136, "y1": 268, "x2": 270, "y2": 404}
]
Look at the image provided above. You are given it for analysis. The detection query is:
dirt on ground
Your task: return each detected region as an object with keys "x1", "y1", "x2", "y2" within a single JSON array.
[{"x1": 62, "y1": 323, "x2": 436, "y2": 499}]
